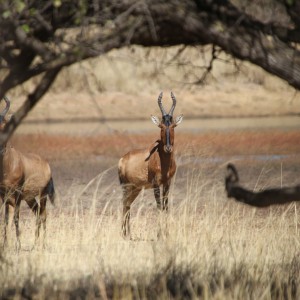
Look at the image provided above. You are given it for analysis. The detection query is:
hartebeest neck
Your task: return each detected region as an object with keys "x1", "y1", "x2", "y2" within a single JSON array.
[{"x1": 157, "y1": 140, "x2": 175, "y2": 164}]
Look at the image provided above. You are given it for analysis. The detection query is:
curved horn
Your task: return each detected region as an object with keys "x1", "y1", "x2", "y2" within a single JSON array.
[
  {"x1": 169, "y1": 92, "x2": 176, "y2": 116},
  {"x1": 157, "y1": 92, "x2": 167, "y2": 116},
  {"x1": 0, "y1": 96, "x2": 10, "y2": 121}
]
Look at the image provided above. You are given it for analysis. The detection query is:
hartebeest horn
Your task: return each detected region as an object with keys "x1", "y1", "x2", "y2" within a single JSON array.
[
  {"x1": 169, "y1": 92, "x2": 176, "y2": 116},
  {"x1": 0, "y1": 96, "x2": 10, "y2": 123},
  {"x1": 157, "y1": 92, "x2": 167, "y2": 116}
]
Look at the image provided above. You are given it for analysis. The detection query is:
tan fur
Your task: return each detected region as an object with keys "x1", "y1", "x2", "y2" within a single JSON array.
[
  {"x1": 118, "y1": 123, "x2": 180, "y2": 238},
  {"x1": 0, "y1": 100, "x2": 55, "y2": 249},
  {"x1": 118, "y1": 92, "x2": 183, "y2": 238},
  {"x1": 1, "y1": 142, "x2": 55, "y2": 249}
]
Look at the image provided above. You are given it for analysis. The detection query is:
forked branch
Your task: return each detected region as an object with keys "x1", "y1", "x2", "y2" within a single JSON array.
[{"x1": 0, "y1": 67, "x2": 61, "y2": 147}]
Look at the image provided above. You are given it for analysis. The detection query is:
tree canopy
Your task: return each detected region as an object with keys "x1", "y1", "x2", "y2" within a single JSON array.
[{"x1": 1, "y1": 0, "x2": 300, "y2": 142}]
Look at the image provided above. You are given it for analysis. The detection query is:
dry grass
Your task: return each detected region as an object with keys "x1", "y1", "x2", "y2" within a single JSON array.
[
  {"x1": 1, "y1": 160, "x2": 300, "y2": 299},
  {"x1": 1, "y1": 45, "x2": 300, "y2": 298}
]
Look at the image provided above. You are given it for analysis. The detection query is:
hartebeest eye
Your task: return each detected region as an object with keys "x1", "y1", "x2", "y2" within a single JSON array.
[{"x1": 151, "y1": 115, "x2": 161, "y2": 127}]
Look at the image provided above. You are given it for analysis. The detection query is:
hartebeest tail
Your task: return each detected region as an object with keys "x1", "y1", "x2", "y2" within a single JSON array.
[
  {"x1": 118, "y1": 92, "x2": 183, "y2": 238},
  {"x1": 0, "y1": 96, "x2": 55, "y2": 249},
  {"x1": 43, "y1": 177, "x2": 56, "y2": 205}
]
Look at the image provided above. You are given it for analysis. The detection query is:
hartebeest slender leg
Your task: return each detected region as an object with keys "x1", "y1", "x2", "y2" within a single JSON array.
[
  {"x1": 3, "y1": 201, "x2": 9, "y2": 247},
  {"x1": 35, "y1": 195, "x2": 47, "y2": 245},
  {"x1": 162, "y1": 181, "x2": 171, "y2": 211},
  {"x1": 14, "y1": 192, "x2": 22, "y2": 250},
  {"x1": 153, "y1": 185, "x2": 162, "y2": 210},
  {"x1": 121, "y1": 186, "x2": 141, "y2": 238},
  {"x1": 157, "y1": 182, "x2": 171, "y2": 240}
]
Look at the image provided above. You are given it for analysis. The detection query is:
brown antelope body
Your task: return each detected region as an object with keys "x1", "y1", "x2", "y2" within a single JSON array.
[
  {"x1": 118, "y1": 92, "x2": 183, "y2": 238},
  {"x1": 0, "y1": 96, "x2": 55, "y2": 248}
]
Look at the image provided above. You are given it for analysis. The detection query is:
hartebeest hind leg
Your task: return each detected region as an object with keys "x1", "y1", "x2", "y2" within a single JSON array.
[
  {"x1": 25, "y1": 194, "x2": 47, "y2": 248},
  {"x1": 121, "y1": 186, "x2": 141, "y2": 238},
  {"x1": 35, "y1": 195, "x2": 47, "y2": 245},
  {"x1": 13, "y1": 192, "x2": 22, "y2": 250},
  {"x1": 3, "y1": 201, "x2": 9, "y2": 247}
]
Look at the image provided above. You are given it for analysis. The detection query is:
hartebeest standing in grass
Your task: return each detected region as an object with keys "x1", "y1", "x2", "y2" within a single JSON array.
[
  {"x1": 118, "y1": 92, "x2": 183, "y2": 238},
  {"x1": 0, "y1": 96, "x2": 55, "y2": 249}
]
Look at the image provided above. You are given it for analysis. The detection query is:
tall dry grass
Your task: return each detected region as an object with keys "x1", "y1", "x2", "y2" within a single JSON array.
[{"x1": 1, "y1": 162, "x2": 300, "y2": 299}]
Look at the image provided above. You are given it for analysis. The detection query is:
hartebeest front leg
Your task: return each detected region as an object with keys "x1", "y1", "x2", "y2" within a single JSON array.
[
  {"x1": 162, "y1": 181, "x2": 171, "y2": 211},
  {"x1": 153, "y1": 184, "x2": 162, "y2": 210},
  {"x1": 157, "y1": 181, "x2": 171, "y2": 240},
  {"x1": 121, "y1": 186, "x2": 141, "y2": 239}
]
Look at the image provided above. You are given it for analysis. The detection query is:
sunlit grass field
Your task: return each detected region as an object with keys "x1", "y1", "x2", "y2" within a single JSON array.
[
  {"x1": 1, "y1": 44, "x2": 300, "y2": 299},
  {"x1": 1, "y1": 160, "x2": 300, "y2": 299}
]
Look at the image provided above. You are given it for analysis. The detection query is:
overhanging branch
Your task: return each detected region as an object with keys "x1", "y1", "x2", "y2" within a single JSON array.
[
  {"x1": 2, "y1": 0, "x2": 300, "y2": 96},
  {"x1": 0, "y1": 67, "x2": 61, "y2": 146}
]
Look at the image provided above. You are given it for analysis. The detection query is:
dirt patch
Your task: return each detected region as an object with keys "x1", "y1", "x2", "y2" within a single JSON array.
[
  {"x1": 11, "y1": 129, "x2": 300, "y2": 160},
  {"x1": 9, "y1": 128, "x2": 300, "y2": 212}
]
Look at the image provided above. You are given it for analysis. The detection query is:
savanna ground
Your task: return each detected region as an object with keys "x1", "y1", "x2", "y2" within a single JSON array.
[{"x1": 1, "y1": 46, "x2": 300, "y2": 299}]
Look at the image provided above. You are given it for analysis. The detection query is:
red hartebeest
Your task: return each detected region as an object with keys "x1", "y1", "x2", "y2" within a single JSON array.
[
  {"x1": 0, "y1": 96, "x2": 55, "y2": 249},
  {"x1": 118, "y1": 92, "x2": 183, "y2": 238}
]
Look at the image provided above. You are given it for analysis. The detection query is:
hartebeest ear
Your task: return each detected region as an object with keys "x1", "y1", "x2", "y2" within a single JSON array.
[
  {"x1": 174, "y1": 114, "x2": 183, "y2": 126},
  {"x1": 151, "y1": 115, "x2": 161, "y2": 126}
]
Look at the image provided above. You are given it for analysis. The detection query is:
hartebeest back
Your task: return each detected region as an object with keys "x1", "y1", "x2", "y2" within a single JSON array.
[
  {"x1": 118, "y1": 92, "x2": 183, "y2": 238},
  {"x1": 0, "y1": 96, "x2": 55, "y2": 249}
]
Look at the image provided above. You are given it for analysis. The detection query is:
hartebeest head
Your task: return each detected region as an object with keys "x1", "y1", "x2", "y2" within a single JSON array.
[
  {"x1": 0, "y1": 96, "x2": 10, "y2": 130},
  {"x1": 151, "y1": 92, "x2": 183, "y2": 153}
]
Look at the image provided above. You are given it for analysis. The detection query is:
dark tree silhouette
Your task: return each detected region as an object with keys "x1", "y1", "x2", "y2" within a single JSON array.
[
  {"x1": 0, "y1": 0, "x2": 300, "y2": 149},
  {"x1": 225, "y1": 163, "x2": 300, "y2": 207}
]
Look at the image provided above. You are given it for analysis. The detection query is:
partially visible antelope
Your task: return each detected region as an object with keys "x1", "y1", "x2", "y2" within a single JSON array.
[
  {"x1": 118, "y1": 92, "x2": 183, "y2": 238},
  {"x1": 0, "y1": 96, "x2": 55, "y2": 249}
]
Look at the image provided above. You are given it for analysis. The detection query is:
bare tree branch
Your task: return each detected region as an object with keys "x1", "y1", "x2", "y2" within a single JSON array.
[
  {"x1": 225, "y1": 163, "x2": 300, "y2": 207},
  {"x1": 1, "y1": 0, "x2": 300, "y2": 141},
  {"x1": 0, "y1": 67, "x2": 61, "y2": 146}
]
